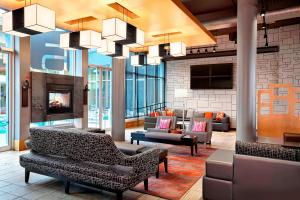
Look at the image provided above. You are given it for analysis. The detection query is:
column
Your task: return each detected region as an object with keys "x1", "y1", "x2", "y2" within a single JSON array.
[
  {"x1": 237, "y1": 0, "x2": 257, "y2": 142},
  {"x1": 74, "y1": 50, "x2": 88, "y2": 128},
  {"x1": 14, "y1": 37, "x2": 31, "y2": 150},
  {"x1": 111, "y1": 58, "x2": 126, "y2": 141}
]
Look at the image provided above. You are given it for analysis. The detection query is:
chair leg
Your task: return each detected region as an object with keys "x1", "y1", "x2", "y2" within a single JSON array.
[
  {"x1": 164, "y1": 158, "x2": 168, "y2": 173},
  {"x1": 64, "y1": 180, "x2": 70, "y2": 194},
  {"x1": 144, "y1": 179, "x2": 148, "y2": 191},
  {"x1": 116, "y1": 192, "x2": 123, "y2": 200},
  {"x1": 25, "y1": 169, "x2": 30, "y2": 183}
]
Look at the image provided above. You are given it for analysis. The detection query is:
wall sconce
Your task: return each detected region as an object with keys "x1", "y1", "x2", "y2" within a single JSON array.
[
  {"x1": 22, "y1": 80, "x2": 30, "y2": 107},
  {"x1": 83, "y1": 84, "x2": 89, "y2": 105}
]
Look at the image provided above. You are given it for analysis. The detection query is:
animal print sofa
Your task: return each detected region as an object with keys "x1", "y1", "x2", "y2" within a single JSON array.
[{"x1": 20, "y1": 127, "x2": 159, "y2": 200}]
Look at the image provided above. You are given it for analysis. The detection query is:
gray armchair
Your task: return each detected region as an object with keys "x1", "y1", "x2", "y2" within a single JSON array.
[
  {"x1": 184, "y1": 117, "x2": 212, "y2": 143},
  {"x1": 147, "y1": 116, "x2": 177, "y2": 133}
]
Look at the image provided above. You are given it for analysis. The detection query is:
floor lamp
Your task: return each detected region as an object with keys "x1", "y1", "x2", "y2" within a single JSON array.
[{"x1": 174, "y1": 89, "x2": 188, "y2": 130}]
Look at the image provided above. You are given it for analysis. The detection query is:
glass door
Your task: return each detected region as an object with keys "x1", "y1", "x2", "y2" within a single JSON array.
[
  {"x1": 0, "y1": 52, "x2": 10, "y2": 151},
  {"x1": 88, "y1": 66, "x2": 112, "y2": 129},
  {"x1": 101, "y1": 70, "x2": 112, "y2": 129}
]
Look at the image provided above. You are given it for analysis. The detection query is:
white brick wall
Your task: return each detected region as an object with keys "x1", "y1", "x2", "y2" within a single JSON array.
[{"x1": 166, "y1": 24, "x2": 300, "y2": 129}]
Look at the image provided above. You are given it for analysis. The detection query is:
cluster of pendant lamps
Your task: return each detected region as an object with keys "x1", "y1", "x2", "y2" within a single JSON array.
[{"x1": 1, "y1": 3, "x2": 187, "y2": 66}]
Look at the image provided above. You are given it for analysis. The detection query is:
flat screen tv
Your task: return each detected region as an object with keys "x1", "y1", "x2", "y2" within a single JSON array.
[{"x1": 190, "y1": 63, "x2": 233, "y2": 89}]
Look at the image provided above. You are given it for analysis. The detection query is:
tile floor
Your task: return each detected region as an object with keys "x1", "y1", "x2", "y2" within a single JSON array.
[{"x1": 0, "y1": 129, "x2": 236, "y2": 200}]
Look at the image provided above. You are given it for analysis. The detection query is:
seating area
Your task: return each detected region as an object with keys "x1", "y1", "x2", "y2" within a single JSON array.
[
  {"x1": 0, "y1": 0, "x2": 300, "y2": 200},
  {"x1": 144, "y1": 110, "x2": 230, "y2": 132}
]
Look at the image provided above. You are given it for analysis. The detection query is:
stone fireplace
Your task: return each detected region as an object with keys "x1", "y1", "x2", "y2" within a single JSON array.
[{"x1": 31, "y1": 72, "x2": 83, "y2": 122}]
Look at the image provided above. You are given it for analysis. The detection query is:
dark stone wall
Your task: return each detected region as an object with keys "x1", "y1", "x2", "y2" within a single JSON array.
[{"x1": 31, "y1": 72, "x2": 83, "y2": 122}]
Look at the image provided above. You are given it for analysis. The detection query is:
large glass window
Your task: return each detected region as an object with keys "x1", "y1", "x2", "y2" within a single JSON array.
[
  {"x1": 0, "y1": 8, "x2": 12, "y2": 151},
  {"x1": 30, "y1": 30, "x2": 75, "y2": 75},
  {"x1": 88, "y1": 49, "x2": 112, "y2": 129},
  {"x1": 125, "y1": 54, "x2": 165, "y2": 118},
  {"x1": 0, "y1": 52, "x2": 10, "y2": 149}
]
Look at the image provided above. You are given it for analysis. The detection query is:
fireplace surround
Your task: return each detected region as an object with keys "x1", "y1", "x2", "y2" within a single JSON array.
[{"x1": 31, "y1": 72, "x2": 83, "y2": 122}]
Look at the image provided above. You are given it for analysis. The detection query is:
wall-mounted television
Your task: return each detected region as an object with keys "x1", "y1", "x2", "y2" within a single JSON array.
[{"x1": 190, "y1": 63, "x2": 233, "y2": 89}]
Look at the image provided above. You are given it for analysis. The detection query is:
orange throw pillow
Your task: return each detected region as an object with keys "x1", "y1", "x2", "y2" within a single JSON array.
[
  {"x1": 150, "y1": 111, "x2": 160, "y2": 117},
  {"x1": 204, "y1": 112, "x2": 213, "y2": 119},
  {"x1": 216, "y1": 112, "x2": 225, "y2": 121},
  {"x1": 166, "y1": 109, "x2": 174, "y2": 116}
]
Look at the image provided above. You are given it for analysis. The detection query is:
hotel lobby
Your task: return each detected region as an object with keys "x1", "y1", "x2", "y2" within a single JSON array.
[{"x1": 0, "y1": 0, "x2": 299, "y2": 199}]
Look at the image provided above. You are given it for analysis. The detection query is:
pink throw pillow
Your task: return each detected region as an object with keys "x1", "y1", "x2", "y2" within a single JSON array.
[
  {"x1": 159, "y1": 119, "x2": 171, "y2": 129},
  {"x1": 192, "y1": 121, "x2": 206, "y2": 132}
]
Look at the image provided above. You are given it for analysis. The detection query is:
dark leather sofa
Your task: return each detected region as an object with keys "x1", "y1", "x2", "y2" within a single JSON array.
[{"x1": 203, "y1": 141, "x2": 300, "y2": 200}]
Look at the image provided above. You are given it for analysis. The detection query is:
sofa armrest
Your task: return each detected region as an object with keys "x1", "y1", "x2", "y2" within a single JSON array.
[
  {"x1": 206, "y1": 150, "x2": 234, "y2": 181},
  {"x1": 120, "y1": 148, "x2": 160, "y2": 176},
  {"x1": 221, "y1": 116, "x2": 230, "y2": 124},
  {"x1": 147, "y1": 128, "x2": 169, "y2": 133}
]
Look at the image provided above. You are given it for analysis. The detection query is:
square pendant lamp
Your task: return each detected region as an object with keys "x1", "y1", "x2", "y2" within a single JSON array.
[
  {"x1": 117, "y1": 23, "x2": 144, "y2": 47},
  {"x1": 170, "y1": 42, "x2": 186, "y2": 57},
  {"x1": 147, "y1": 55, "x2": 161, "y2": 65},
  {"x1": 114, "y1": 44, "x2": 129, "y2": 59},
  {"x1": 131, "y1": 55, "x2": 145, "y2": 66},
  {"x1": 2, "y1": 4, "x2": 55, "y2": 37},
  {"x1": 148, "y1": 44, "x2": 166, "y2": 58},
  {"x1": 97, "y1": 39, "x2": 116, "y2": 55},
  {"x1": 24, "y1": 4, "x2": 55, "y2": 33},
  {"x1": 102, "y1": 18, "x2": 127, "y2": 41},
  {"x1": 60, "y1": 31, "x2": 102, "y2": 50},
  {"x1": 79, "y1": 30, "x2": 102, "y2": 49},
  {"x1": 110, "y1": 43, "x2": 129, "y2": 59}
]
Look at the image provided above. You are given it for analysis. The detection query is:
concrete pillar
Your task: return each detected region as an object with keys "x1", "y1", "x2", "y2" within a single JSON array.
[
  {"x1": 74, "y1": 50, "x2": 88, "y2": 128},
  {"x1": 111, "y1": 58, "x2": 126, "y2": 141},
  {"x1": 237, "y1": 0, "x2": 257, "y2": 142},
  {"x1": 14, "y1": 37, "x2": 31, "y2": 150}
]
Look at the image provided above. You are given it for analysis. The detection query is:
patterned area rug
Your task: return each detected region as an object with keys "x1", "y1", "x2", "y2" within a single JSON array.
[{"x1": 133, "y1": 145, "x2": 216, "y2": 200}]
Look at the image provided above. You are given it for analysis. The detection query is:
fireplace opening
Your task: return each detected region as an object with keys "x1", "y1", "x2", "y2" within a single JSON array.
[{"x1": 47, "y1": 90, "x2": 73, "y2": 114}]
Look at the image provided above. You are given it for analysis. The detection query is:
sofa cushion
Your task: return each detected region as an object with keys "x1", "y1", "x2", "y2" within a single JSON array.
[
  {"x1": 236, "y1": 141, "x2": 298, "y2": 161},
  {"x1": 174, "y1": 109, "x2": 186, "y2": 118},
  {"x1": 206, "y1": 149, "x2": 234, "y2": 181},
  {"x1": 192, "y1": 121, "x2": 206, "y2": 132},
  {"x1": 205, "y1": 112, "x2": 213, "y2": 119},
  {"x1": 145, "y1": 132, "x2": 183, "y2": 141},
  {"x1": 159, "y1": 119, "x2": 171, "y2": 129},
  {"x1": 186, "y1": 110, "x2": 194, "y2": 118},
  {"x1": 115, "y1": 142, "x2": 145, "y2": 156},
  {"x1": 20, "y1": 152, "x2": 134, "y2": 184},
  {"x1": 29, "y1": 127, "x2": 125, "y2": 165},
  {"x1": 144, "y1": 116, "x2": 157, "y2": 124},
  {"x1": 216, "y1": 112, "x2": 225, "y2": 121},
  {"x1": 193, "y1": 111, "x2": 204, "y2": 118},
  {"x1": 212, "y1": 112, "x2": 217, "y2": 119}
]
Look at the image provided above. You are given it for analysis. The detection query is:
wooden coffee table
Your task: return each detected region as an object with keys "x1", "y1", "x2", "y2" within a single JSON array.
[{"x1": 131, "y1": 131, "x2": 198, "y2": 156}]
